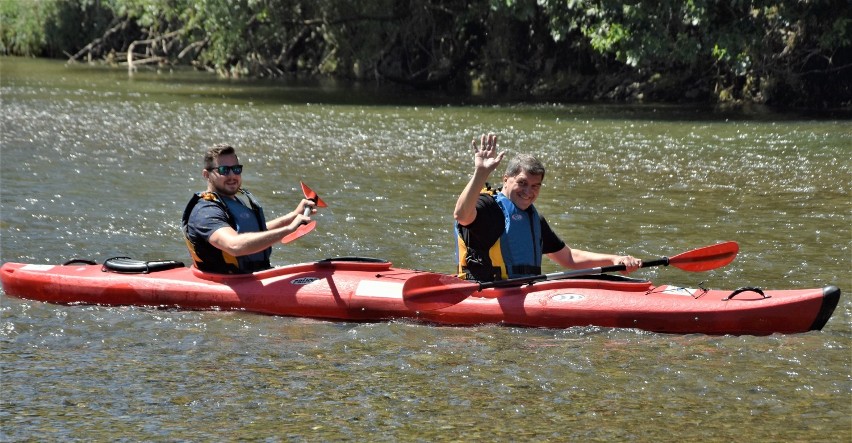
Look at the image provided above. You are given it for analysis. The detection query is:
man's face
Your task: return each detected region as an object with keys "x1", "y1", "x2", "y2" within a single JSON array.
[
  {"x1": 501, "y1": 171, "x2": 542, "y2": 210},
  {"x1": 204, "y1": 153, "x2": 242, "y2": 197}
]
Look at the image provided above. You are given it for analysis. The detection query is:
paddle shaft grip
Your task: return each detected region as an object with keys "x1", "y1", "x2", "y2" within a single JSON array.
[
  {"x1": 595, "y1": 257, "x2": 669, "y2": 274},
  {"x1": 555, "y1": 256, "x2": 670, "y2": 277},
  {"x1": 298, "y1": 198, "x2": 316, "y2": 224},
  {"x1": 281, "y1": 187, "x2": 321, "y2": 244},
  {"x1": 640, "y1": 257, "x2": 670, "y2": 268},
  {"x1": 560, "y1": 256, "x2": 669, "y2": 276}
]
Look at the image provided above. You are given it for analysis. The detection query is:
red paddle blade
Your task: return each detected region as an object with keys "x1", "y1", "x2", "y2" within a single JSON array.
[
  {"x1": 669, "y1": 241, "x2": 739, "y2": 272},
  {"x1": 281, "y1": 182, "x2": 324, "y2": 244},
  {"x1": 281, "y1": 221, "x2": 316, "y2": 244},
  {"x1": 402, "y1": 273, "x2": 479, "y2": 311},
  {"x1": 301, "y1": 182, "x2": 327, "y2": 207}
]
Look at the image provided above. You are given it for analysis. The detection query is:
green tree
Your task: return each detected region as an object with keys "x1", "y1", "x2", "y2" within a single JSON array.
[{"x1": 2, "y1": 0, "x2": 849, "y2": 107}]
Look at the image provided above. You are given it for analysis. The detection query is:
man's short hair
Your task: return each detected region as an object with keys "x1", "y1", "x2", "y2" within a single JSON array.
[
  {"x1": 504, "y1": 154, "x2": 545, "y2": 179},
  {"x1": 204, "y1": 143, "x2": 237, "y2": 169}
]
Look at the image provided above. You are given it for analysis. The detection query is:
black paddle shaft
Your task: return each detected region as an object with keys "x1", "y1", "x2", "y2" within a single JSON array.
[{"x1": 478, "y1": 257, "x2": 670, "y2": 291}]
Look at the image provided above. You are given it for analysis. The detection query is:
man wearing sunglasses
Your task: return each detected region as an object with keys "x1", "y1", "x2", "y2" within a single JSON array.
[{"x1": 181, "y1": 143, "x2": 315, "y2": 274}]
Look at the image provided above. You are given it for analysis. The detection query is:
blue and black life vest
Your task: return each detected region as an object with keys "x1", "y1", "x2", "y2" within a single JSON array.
[{"x1": 181, "y1": 189, "x2": 271, "y2": 274}]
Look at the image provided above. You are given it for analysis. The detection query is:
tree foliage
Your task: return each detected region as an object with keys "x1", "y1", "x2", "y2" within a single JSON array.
[{"x1": 2, "y1": 0, "x2": 849, "y2": 107}]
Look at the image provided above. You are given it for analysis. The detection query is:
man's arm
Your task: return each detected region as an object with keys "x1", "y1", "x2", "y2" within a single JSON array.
[
  {"x1": 208, "y1": 218, "x2": 306, "y2": 257},
  {"x1": 546, "y1": 245, "x2": 642, "y2": 274},
  {"x1": 265, "y1": 198, "x2": 315, "y2": 230},
  {"x1": 208, "y1": 198, "x2": 314, "y2": 256}
]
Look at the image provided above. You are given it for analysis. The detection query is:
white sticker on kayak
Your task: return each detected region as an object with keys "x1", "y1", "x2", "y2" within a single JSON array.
[
  {"x1": 21, "y1": 264, "x2": 55, "y2": 272},
  {"x1": 355, "y1": 280, "x2": 403, "y2": 298},
  {"x1": 551, "y1": 293, "x2": 585, "y2": 302},
  {"x1": 290, "y1": 277, "x2": 320, "y2": 285},
  {"x1": 661, "y1": 287, "x2": 697, "y2": 296}
]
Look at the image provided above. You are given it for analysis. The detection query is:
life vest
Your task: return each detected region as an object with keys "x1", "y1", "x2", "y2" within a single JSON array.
[
  {"x1": 181, "y1": 189, "x2": 271, "y2": 274},
  {"x1": 456, "y1": 187, "x2": 543, "y2": 281}
]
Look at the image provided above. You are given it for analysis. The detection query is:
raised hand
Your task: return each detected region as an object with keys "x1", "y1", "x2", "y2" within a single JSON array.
[
  {"x1": 472, "y1": 133, "x2": 505, "y2": 173},
  {"x1": 454, "y1": 133, "x2": 506, "y2": 225}
]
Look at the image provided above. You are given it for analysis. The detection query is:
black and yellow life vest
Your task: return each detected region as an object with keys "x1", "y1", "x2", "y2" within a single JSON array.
[{"x1": 456, "y1": 186, "x2": 543, "y2": 281}]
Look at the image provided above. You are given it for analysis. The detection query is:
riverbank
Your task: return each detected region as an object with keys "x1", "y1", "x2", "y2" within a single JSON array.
[{"x1": 3, "y1": 0, "x2": 850, "y2": 109}]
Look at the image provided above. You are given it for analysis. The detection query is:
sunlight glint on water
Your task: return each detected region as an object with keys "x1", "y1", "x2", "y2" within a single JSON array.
[{"x1": 1, "y1": 57, "x2": 849, "y2": 441}]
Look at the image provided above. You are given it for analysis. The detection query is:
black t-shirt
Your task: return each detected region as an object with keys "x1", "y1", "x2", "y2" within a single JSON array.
[{"x1": 457, "y1": 194, "x2": 566, "y2": 280}]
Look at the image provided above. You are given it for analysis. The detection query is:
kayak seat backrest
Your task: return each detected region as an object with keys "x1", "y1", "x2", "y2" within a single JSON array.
[
  {"x1": 101, "y1": 256, "x2": 185, "y2": 274},
  {"x1": 63, "y1": 259, "x2": 98, "y2": 266},
  {"x1": 315, "y1": 256, "x2": 392, "y2": 271}
]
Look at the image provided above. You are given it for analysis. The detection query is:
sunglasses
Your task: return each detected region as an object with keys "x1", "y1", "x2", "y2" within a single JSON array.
[{"x1": 207, "y1": 165, "x2": 243, "y2": 175}]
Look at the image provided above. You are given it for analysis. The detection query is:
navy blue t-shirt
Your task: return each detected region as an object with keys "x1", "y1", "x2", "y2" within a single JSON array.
[{"x1": 186, "y1": 196, "x2": 267, "y2": 266}]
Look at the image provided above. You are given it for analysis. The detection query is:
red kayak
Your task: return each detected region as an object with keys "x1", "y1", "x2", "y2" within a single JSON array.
[{"x1": 0, "y1": 256, "x2": 840, "y2": 335}]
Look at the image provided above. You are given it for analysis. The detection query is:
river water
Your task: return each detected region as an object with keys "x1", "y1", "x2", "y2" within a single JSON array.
[{"x1": 1, "y1": 57, "x2": 849, "y2": 441}]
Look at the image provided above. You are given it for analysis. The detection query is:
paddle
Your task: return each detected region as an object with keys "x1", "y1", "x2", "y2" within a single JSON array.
[
  {"x1": 402, "y1": 241, "x2": 739, "y2": 311},
  {"x1": 281, "y1": 181, "x2": 327, "y2": 244}
]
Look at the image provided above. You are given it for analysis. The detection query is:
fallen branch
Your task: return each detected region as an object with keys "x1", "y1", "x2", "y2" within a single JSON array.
[
  {"x1": 178, "y1": 38, "x2": 209, "y2": 60},
  {"x1": 68, "y1": 19, "x2": 128, "y2": 63},
  {"x1": 127, "y1": 30, "x2": 182, "y2": 72}
]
